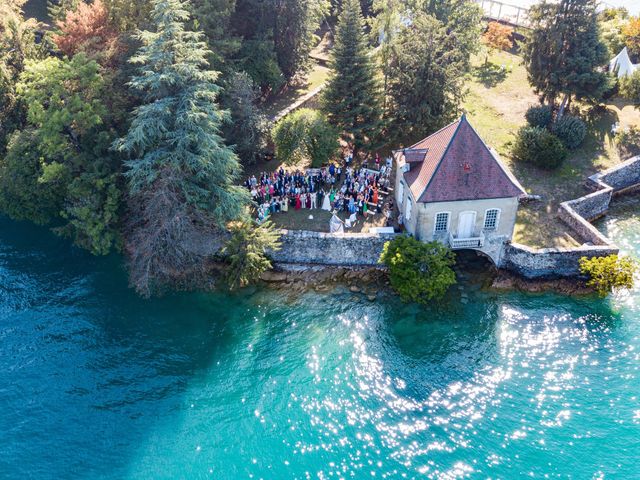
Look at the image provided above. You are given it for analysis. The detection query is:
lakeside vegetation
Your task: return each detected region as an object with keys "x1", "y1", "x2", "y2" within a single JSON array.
[{"x1": 2, "y1": 0, "x2": 639, "y2": 298}]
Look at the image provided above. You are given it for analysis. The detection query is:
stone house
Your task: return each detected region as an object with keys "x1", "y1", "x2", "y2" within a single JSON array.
[{"x1": 394, "y1": 114, "x2": 526, "y2": 265}]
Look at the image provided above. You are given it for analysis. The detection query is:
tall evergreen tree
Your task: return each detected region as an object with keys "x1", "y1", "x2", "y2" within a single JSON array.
[
  {"x1": 115, "y1": 0, "x2": 248, "y2": 296},
  {"x1": 385, "y1": 12, "x2": 466, "y2": 142},
  {"x1": 523, "y1": 0, "x2": 611, "y2": 111},
  {"x1": 323, "y1": 0, "x2": 381, "y2": 152}
]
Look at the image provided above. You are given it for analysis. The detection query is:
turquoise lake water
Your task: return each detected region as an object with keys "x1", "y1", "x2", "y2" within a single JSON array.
[{"x1": 1, "y1": 204, "x2": 639, "y2": 479}]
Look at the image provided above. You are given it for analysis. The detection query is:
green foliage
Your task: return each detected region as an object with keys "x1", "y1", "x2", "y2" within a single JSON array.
[
  {"x1": 55, "y1": 172, "x2": 122, "y2": 255},
  {"x1": 552, "y1": 115, "x2": 586, "y2": 149},
  {"x1": 0, "y1": 129, "x2": 67, "y2": 225},
  {"x1": 598, "y1": 7, "x2": 629, "y2": 55},
  {"x1": 616, "y1": 125, "x2": 640, "y2": 159},
  {"x1": 379, "y1": 236, "x2": 456, "y2": 304},
  {"x1": 0, "y1": 1, "x2": 43, "y2": 152},
  {"x1": 523, "y1": 0, "x2": 611, "y2": 106},
  {"x1": 192, "y1": 0, "x2": 241, "y2": 70},
  {"x1": 17, "y1": 54, "x2": 106, "y2": 159},
  {"x1": 272, "y1": 108, "x2": 339, "y2": 167},
  {"x1": 385, "y1": 12, "x2": 467, "y2": 142},
  {"x1": 272, "y1": 0, "x2": 328, "y2": 80},
  {"x1": 323, "y1": 0, "x2": 382, "y2": 151},
  {"x1": 579, "y1": 254, "x2": 636, "y2": 297},
  {"x1": 222, "y1": 71, "x2": 269, "y2": 165},
  {"x1": 420, "y1": 0, "x2": 483, "y2": 72},
  {"x1": 102, "y1": 0, "x2": 153, "y2": 32},
  {"x1": 512, "y1": 126, "x2": 568, "y2": 169},
  {"x1": 238, "y1": 39, "x2": 285, "y2": 93},
  {"x1": 221, "y1": 219, "x2": 282, "y2": 290},
  {"x1": 2, "y1": 53, "x2": 122, "y2": 255},
  {"x1": 115, "y1": 0, "x2": 249, "y2": 296},
  {"x1": 47, "y1": 0, "x2": 79, "y2": 22},
  {"x1": 525, "y1": 104, "x2": 553, "y2": 128},
  {"x1": 619, "y1": 70, "x2": 640, "y2": 102}
]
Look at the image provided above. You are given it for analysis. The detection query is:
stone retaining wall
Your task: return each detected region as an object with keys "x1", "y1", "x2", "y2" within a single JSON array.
[
  {"x1": 505, "y1": 155, "x2": 640, "y2": 279},
  {"x1": 557, "y1": 155, "x2": 640, "y2": 246},
  {"x1": 589, "y1": 155, "x2": 640, "y2": 193},
  {"x1": 501, "y1": 243, "x2": 618, "y2": 279},
  {"x1": 270, "y1": 229, "x2": 397, "y2": 266}
]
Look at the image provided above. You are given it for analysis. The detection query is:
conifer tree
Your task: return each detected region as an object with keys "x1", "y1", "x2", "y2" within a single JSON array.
[
  {"x1": 385, "y1": 12, "x2": 467, "y2": 142},
  {"x1": 115, "y1": 0, "x2": 248, "y2": 296},
  {"x1": 323, "y1": 0, "x2": 381, "y2": 153},
  {"x1": 523, "y1": 0, "x2": 611, "y2": 111}
]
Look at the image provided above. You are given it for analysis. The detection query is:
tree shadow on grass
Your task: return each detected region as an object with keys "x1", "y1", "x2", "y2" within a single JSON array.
[
  {"x1": 584, "y1": 105, "x2": 619, "y2": 147},
  {"x1": 472, "y1": 62, "x2": 509, "y2": 88}
]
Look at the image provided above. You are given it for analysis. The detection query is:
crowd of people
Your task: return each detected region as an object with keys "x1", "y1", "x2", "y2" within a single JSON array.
[{"x1": 244, "y1": 152, "x2": 393, "y2": 225}]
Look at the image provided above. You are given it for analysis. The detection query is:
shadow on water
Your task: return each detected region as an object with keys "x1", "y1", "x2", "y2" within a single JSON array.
[
  {"x1": 0, "y1": 215, "x2": 632, "y2": 479},
  {"x1": 0, "y1": 216, "x2": 264, "y2": 479}
]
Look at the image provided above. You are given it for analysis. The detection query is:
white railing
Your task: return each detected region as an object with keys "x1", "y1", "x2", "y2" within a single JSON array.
[{"x1": 448, "y1": 231, "x2": 485, "y2": 249}]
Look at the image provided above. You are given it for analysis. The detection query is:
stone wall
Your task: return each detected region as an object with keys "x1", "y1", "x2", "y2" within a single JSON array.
[
  {"x1": 502, "y1": 243, "x2": 618, "y2": 279},
  {"x1": 589, "y1": 155, "x2": 640, "y2": 193},
  {"x1": 503, "y1": 155, "x2": 640, "y2": 279},
  {"x1": 557, "y1": 155, "x2": 640, "y2": 246},
  {"x1": 270, "y1": 230, "x2": 397, "y2": 266}
]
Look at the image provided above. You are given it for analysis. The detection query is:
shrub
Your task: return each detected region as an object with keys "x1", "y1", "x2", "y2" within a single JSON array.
[
  {"x1": 619, "y1": 70, "x2": 640, "y2": 102},
  {"x1": 379, "y1": 236, "x2": 456, "y2": 304},
  {"x1": 616, "y1": 125, "x2": 640, "y2": 159},
  {"x1": 525, "y1": 104, "x2": 553, "y2": 128},
  {"x1": 579, "y1": 254, "x2": 637, "y2": 297},
  {"x1": 552, "y1": 115, "x2": 587, "y2": 149},
  {"x1": 272, "y1": 109, "x2": 339, "y2": 167},
  {"x1": 221, "y1": 219, "x2": 282, "y2": 290},
  {"x1": 512, "y1": 126, "x2": 568, "y2": 169}
]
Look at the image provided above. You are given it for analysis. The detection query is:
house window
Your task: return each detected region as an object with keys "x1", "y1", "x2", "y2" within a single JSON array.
[
  {"x1": 398, "y1": 182, "x2": 404, "y2": 205},
  {"x1": 405, "y1": 198, "x2": 412, "y2": 221},
  {"x1": 434, "y1": 212, "x2": 450, "y2": 233},
  {"x1": 484, "y1": 208, "x2": 500, "y2": 231}
]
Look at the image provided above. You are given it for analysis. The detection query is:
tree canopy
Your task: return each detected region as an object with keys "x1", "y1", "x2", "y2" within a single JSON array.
[
  {"x1": 523, "y1": 0, "x2": 611, "y2": 108},
  {"x1": 323, "y1": 0, "x2": 382, "y2": 152},
  {"x1": 115, "y1": 0, "x2": 248, "y2": 296}
]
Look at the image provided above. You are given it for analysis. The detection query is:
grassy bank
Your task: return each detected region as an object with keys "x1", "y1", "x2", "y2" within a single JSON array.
[{"x1": 463, "y1": 50, "x2": 640, "y2": 248}]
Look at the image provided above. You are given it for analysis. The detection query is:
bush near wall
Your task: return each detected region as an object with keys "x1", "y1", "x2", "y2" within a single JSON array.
[
  {"x1": 579, "y1": 254, "x2": 637, "y2": 297},
  {"x1": 379, "y1": 236, "x2": 456, "y2": 304}
]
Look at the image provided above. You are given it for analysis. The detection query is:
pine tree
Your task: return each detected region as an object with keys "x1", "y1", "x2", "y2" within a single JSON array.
[
  {"x1": 385, "y1": 12, "x2": 467, "y2": 142},
  {"x1": 523, "y1": 0, "x2": 611, "y2": 111},
  {"x1": 115, "y1": 0, "x2": 248, "y2": 296},
  {"x1": 323, "y1": 0, "x2": 381, "y2": 153}
]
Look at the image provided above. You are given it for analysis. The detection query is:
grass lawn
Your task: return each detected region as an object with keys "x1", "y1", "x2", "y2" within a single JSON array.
[
  {"x1": 269, "y1": 207, "x2": 388, "y2": 233},
  {"x1": 463, "y1": 50, "x2": 640, "y2": 248}
]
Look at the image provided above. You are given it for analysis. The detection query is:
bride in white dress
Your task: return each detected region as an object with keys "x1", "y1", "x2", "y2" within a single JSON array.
[{"x1": 321, "y1": 191, "x2": 331, "y2": 211}]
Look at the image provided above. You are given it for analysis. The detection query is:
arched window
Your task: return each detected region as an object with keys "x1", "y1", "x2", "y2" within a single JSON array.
[
  {"x1": 398, "y1": 182, "x2": 404, "y2": 205},
  {"x1": 484, "y1": 208, "x2": 500, "y2": 230},
  {"x1": 434, "y1": 212, "x2": 450, "y2": 233},
  {"x1": 405, "y1": 198, "x2": 412, "y2": 221}
]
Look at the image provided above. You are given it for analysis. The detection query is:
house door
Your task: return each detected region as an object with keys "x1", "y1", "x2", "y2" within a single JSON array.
[{"x1": 457, "y1": 211, "x2": 476, "y2": 238}]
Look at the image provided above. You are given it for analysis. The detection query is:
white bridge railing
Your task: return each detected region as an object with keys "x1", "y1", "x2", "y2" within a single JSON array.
[{"x1": 449, "y1": 231, "x2": 485, "y2": 249}]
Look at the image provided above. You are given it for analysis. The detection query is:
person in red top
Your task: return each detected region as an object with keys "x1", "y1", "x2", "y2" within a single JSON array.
[{"x1": 295, "y1": 194, "x2": 302, "y2": 210}]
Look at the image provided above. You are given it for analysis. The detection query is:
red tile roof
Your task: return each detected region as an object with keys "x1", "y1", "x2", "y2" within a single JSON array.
[{"x1": 399, "y1": 116, "x2": 525, "y2": 203}]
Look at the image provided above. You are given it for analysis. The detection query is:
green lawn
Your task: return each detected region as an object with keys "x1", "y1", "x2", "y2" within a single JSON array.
[{"x1": 463, "y1": 50, "x2": 640, "y2": 248}]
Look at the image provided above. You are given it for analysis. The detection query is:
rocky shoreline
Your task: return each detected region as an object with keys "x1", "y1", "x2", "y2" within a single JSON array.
[
  {"x1": 490, "y1": 270, "x2": 595, "y2": 295},
  {"x1": 258, "y1": 262, "x2": 597, "y2": 298},
  {"x1": 260, "y1": 264, "x2": 388, "y2": 300}
]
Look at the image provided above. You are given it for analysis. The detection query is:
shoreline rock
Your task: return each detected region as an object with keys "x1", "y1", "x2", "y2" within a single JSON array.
[{"x1": 491, "y1": 270, "x2": 595, "y2": 295}]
